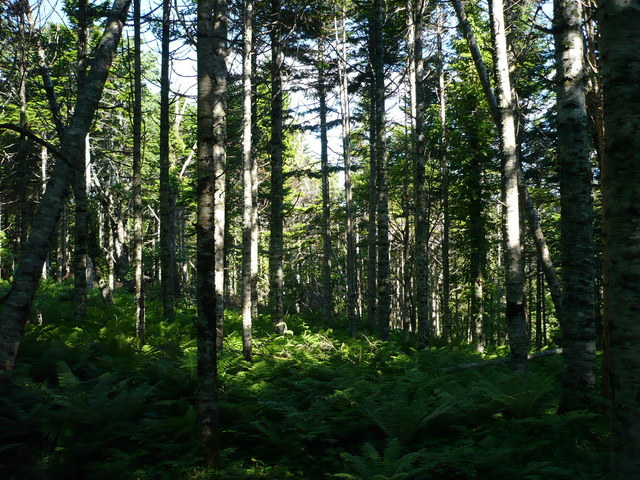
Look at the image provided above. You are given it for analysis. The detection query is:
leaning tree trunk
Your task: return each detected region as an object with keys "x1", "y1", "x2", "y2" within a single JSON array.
[
  {"x1": 554, "y1": 0, "x2": 596, "y2": 412},
  {"x1": 599, "y1": 0, "x2": 640, "y2": 477},
  {"x1": 517, "y1": 170, "x2": 563, "y2": 316},
  {"x1": 160, "y1": 0, "x2": 176, "y2": 322},
  {"x1": 269, "y1": 0, "x2": 285, "y2": 334},
  {"x1": 196, "y1": 0, "x2": 226, "y2": 466},
  {"x1": 0, "y1": 0, "x2": 132, "y2": 372}
]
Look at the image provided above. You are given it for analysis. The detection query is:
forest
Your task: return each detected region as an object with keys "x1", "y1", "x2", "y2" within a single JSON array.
[{"x1": 0, "y1": 0, "x2": 638, "y2": 478}]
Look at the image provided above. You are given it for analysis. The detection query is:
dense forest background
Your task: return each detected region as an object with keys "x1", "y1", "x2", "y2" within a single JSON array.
[{"x1": 0, "y1": 0, "x2": 638, "y2": 478}]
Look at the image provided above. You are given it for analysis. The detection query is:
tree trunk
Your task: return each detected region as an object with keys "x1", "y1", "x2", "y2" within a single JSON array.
[
  {"x1": 250, "y1": 29, "x2": 260, "y2": 321},
  {"x1": 0, "y1": 0, "x2": 132, "y2": 371},
  {"x1": 453, "y1": 0, "x2": 528, "y2": 366},
  {"x1": 72, "y1": 135, "x2": 89, "y2": 323},
  {"x1": 58, "y1": 203, "x2": 69, "y2": 281},
  {"x1": 437, "y1": 10, "x2": 451, "y2": 345},
  {"x1": 214, "y1": 89, "x2": 228, "y2": 350},
  {"x1": 334, "y1": 5, "x2": 357, "y2": 334},
  {"x1": 72, "y1": 0, "x2": 90, "y2": 324},
  {"x1": 409, "y1": 0, "x2": 429, "y2": 347},
  {"x1": 241, "y1": 0, "x2": 255, "y2": 362},
  {"x1": 366, "y1": 20, "x2": 378, "y2": 333},
  {"x1": 599, "y1": 1, "x2": 640, "y2": 476},
  {"x1": 196, "y1": 0, "x2": 226, "y2": 465},
  {"x1": 553, "y1": 0, "x2": 596, "y2": 412},
  {"x1": 490, "y1": 0, "x2": 528, "y2": 368},
  {"x1": 17, "y1": 2, "x2": 30, "y2": 255},
  {"x1": 318, "y1": 49, "x2": 334, "y2": 324},
  {"x1": 468, "y1": 121, "x2": 486, "y2": 352},
  {"x1": 269, "y1": 0, "x2": 285, "y2": 334},
  {"x1": 372, "y1": 0, "x2": 390, "y2": 340},
  {"x1": 133, "y1": 0, "x2": 145, "y2": 342},
  {"x1": 160, "y1": 0, "x2": 176, "y2": 322}
]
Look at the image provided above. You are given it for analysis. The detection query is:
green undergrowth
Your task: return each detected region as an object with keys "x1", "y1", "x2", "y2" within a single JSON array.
[{"x1": 0, "y1": 281, "x2": 608, "y2": 479}]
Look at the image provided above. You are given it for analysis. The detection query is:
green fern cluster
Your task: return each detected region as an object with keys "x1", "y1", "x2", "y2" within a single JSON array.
[{"x1": 0, "y1": 283, "x2": 608, "y2": 479}]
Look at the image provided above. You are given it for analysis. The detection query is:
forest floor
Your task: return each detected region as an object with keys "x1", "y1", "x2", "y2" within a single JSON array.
[{"x1": 0, "y1": 281, "x2": 608, "y2": 479}]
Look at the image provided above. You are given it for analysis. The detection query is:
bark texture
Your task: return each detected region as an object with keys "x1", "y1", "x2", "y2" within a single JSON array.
[
  {"x1": 599, "y1": 0, "x2": 640, "y2": 476},
  {"x1": 554, "y1": 0, "x2": 596, "y2": 412}
]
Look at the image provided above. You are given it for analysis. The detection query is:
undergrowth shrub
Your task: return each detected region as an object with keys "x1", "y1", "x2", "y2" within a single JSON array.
[{"x1": 0, "y1": 282, "x2": 608, "y2": 479}]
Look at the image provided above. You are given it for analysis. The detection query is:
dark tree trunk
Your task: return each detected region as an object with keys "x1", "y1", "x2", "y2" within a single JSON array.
[
  {"x1": 196, "y1": 0, "x2": 226, "y2": 465},
  {"x1": 599, "y1": 0, "x2": 640, "y2": 476}
]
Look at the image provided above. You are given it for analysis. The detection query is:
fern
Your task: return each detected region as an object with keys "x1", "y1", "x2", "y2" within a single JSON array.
[
  {"x1": 336, "y1": 438, "x2": 426, "y2": 480},
  {"x1": 363, "y1": 388, "x2": 456, "y2": 445}
]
